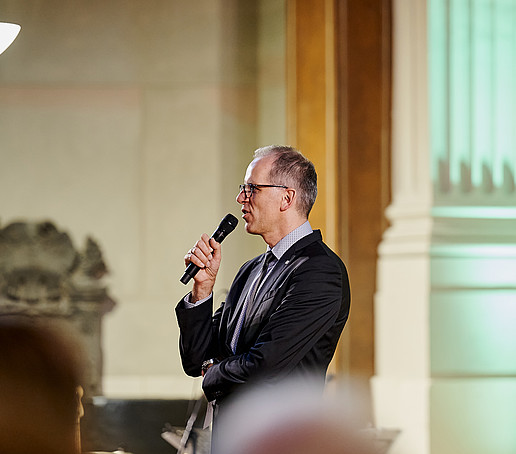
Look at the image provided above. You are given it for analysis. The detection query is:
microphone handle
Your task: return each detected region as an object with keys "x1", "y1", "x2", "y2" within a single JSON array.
[{"x1": 180, "y1": 261, "x2": 201, "y2": 285}]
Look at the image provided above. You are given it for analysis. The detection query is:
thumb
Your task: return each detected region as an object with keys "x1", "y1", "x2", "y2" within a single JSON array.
[{"x1": 209, "y1": 238, "x2": 222, "y2": 261}]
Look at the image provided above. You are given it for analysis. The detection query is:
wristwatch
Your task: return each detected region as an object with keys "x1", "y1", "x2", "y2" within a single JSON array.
[{"x1": 202, "y1": 359, "x2": 216, "y2": 375}]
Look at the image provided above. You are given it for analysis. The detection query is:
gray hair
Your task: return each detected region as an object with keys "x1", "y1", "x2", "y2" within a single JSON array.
[{"x1": 254, "y1": 145, "x2": 317, "y2": 217}]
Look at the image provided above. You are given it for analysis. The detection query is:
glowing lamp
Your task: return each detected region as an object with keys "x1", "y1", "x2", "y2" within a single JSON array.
[{"x1": 0, "y1": 22, "x2": 21, "y2": 55}]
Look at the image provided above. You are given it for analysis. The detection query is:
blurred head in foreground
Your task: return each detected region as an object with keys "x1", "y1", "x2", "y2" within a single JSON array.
[
  {"x1": 0, "y1": 316, "x2": 85, "y2": 454},
  {"x1": 213, "y1": 377, "x2": 375, "y2": 454}
]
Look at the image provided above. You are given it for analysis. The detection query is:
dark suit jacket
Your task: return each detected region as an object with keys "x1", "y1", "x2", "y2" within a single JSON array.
[{"x1": 175, "y1": 230, "x2": 350, "y2": 403}]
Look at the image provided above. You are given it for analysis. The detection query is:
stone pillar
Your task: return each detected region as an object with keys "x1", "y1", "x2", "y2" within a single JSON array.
[
  {"x1": 373, "y1": 1, "x2": 516, "y2": 453},
  {"x1": 372, "y1": 1, "x2": 432, "y2": 453}
]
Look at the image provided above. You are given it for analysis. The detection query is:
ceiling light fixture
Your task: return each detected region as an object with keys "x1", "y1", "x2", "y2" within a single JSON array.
[{"x1": 0, "y1": 22, "x2": 21, "y2": 55}]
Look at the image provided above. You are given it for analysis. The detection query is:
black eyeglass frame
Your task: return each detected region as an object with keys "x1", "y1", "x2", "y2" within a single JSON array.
[{"x1": 239, "y1": 183, "x2": 288, "y2": 198}]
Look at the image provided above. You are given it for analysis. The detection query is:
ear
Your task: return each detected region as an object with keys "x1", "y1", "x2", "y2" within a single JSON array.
[{"x1": 280, "y1": 188, "x2": 296, "y2": 212}]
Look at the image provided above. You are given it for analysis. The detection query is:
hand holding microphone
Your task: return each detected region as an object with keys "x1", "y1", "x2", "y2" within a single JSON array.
[{"x1": 180, "y1": 214, "x2": 239, "y2": 286}]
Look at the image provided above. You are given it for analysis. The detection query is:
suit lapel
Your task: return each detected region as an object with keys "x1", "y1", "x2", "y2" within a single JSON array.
[
  {"x1": 245, "y1": 260, "x2": 281, "y2": 319},
  {"x1": 226, "y1": 256, "x2": 264, "y2": 341},
  {"x1": 231, "y1": 230, "x2": 323, "y2": 350},
  {"x1": 243, "y1": 231, "x2": 322, "y2": 330}
]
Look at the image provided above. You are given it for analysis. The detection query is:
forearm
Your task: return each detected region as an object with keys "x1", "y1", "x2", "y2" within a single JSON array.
[
  {"x1": 191, "y1": 281, "x2": 215, "y2": 303},
  {"x1": 175, "y1": 296, "x2": 218, "y2": 376}
]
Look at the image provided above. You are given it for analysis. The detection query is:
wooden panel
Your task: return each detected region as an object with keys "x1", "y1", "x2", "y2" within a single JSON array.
[
  {"x1": 338, "y1": 0, "x2": 392, "y2": 380},
  {"x1": 287, "y1": 0, "x2": 392, "y2": 383},
  {"x1": 287, "y1": 0, "x2": 338, "y2": 248}
]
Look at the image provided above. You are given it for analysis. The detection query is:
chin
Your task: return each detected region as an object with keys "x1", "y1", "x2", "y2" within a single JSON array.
[{"x1": 244, "y1": 223, "x2": 259, "y2": 236}]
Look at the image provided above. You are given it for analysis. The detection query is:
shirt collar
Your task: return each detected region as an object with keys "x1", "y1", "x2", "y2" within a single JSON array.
[{"x1": 268, "y1": 220, "x2": 313, "y2": 261}]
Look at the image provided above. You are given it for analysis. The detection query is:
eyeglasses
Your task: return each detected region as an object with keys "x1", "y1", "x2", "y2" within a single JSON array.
[{"x1": 238, "y1": 183, "x2": 288, "y2": 198}]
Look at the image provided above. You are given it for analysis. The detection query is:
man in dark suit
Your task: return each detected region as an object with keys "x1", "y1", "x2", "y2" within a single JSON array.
[{"x1": 176, "y1": 145, "x2": 350, "y2": 417}]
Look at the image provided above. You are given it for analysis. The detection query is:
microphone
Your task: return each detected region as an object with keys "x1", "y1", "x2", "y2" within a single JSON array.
[{"x1": 180, "y1": 213, "x2": 239, "y2": 285}]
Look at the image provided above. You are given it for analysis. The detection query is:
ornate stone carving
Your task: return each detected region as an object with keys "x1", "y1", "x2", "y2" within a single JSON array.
[{"x1": 0, "y1": 220, "x2": 116, "y2": 397}]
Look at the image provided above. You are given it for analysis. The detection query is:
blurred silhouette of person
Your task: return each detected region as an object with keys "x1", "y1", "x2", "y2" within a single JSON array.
[
  {"x1": 0, "y1": 316, "x2": 85, "y2": 454},
  {"x1": 213, "y1": 377, "x2": 376, "y2": 454}
]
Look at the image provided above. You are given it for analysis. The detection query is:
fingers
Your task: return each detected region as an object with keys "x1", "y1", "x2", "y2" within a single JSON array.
[{"x1": 184, "y1": 233, "x2": 214, "y2": 269}]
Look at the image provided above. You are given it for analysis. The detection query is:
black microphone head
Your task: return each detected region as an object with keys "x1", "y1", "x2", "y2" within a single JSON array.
[{"x1": 212, "y1": 213, "x2": 239, "y2": 243}]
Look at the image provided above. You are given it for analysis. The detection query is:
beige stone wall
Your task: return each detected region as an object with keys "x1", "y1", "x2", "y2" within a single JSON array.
[{"x1": 0, "y1": 0, "x2": 286, "y2": 398}]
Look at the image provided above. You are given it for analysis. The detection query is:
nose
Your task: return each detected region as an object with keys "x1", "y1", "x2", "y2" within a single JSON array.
[{"x1": 236, "y1": 188, "x2": 247, "y2": 204}]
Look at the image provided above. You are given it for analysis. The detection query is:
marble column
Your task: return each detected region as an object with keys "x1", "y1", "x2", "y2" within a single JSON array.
[{"x1": 373, "y1": 1, "x2": 516, "y2": 453}]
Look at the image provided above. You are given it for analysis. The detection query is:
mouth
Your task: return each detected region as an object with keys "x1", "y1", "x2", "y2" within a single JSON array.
[{"x1": 241, "y1": 208, "x2": 250, "y2": 220}]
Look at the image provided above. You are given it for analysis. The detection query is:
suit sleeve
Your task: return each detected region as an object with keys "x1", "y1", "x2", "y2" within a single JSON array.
[
  {"x1": 202, "y1": 253, "x2": 344, "y2": 401},
  {"x1": 175, "y1": 295, "x2": 224, "y2": 377}
]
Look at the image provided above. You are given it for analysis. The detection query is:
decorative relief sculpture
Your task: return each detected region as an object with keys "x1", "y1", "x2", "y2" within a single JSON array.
[{"x1": 0, "y1": 220, "x2": 116, "y2": 397}]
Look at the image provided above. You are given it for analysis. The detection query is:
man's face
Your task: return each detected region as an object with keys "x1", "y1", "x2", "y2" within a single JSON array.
[{"x1": 236, "y1": 155, "x2": 285, "y2": 241}]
